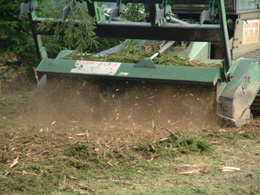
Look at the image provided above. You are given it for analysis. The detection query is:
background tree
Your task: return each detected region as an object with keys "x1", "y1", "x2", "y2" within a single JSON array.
[
  {"x1": 0, "y1": 0, "x2": 64, "y2": 80},
  {"x1": 0, "y1": 0, "x2": 121, "y2": 80},
  {"x1": 0, "y1": 0, "x2": 39, "y2": 69}
]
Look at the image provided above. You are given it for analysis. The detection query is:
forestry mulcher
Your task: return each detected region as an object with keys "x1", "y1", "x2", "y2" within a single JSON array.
[{"x1": 21, "y1": 0, "x2": 260, "y2": 127}]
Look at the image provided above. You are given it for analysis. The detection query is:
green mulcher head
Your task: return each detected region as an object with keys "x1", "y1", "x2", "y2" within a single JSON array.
[{"x1": 21, "y1": 0, "x2": 260, "y2": 127}]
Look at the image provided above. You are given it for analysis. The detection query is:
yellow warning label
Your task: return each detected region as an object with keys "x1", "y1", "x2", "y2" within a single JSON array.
[{"x1": 243, "y1": 20, "x2": 259, "y2": 44}]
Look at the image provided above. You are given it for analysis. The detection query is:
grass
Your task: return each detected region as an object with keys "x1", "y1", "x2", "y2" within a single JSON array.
[{"x1": 1, "y1": 90, "x2": 260, "y2": 194}]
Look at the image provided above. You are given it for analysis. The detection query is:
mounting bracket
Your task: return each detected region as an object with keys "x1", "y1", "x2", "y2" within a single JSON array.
[
  {"x1": 109, "y1": 0, "x2": 123, "y2": 23},
  {"x1": 62, "y1": 6, "x2": 70, "y2": 21},
  {"x1": 155, "y1": 0, "x2": 167, "y2": 24},
  {"x1": 20, "y1": 0, "x2": 35, "y2": 18},
  {"x1": 134, "y1": 59, "x2": 156, "y2": 69},
  {"x1": 200, "y1": 2, "x2": 215, "y2": 25}
]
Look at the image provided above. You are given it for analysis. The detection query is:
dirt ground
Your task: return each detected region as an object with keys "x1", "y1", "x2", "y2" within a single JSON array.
[{"x1": 1, "y1": 71, "x2": 260, "y2": 194}]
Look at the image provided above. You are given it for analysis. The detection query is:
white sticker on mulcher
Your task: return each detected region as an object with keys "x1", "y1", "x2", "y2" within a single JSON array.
[
  {"x1": 71, "y1": 61, "x2": 121, "y2": 75},
  {"x1": 243, "y1": 20, "x2": 259, "y2": 44}
]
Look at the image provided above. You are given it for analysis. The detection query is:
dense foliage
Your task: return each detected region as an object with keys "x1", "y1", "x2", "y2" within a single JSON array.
[
  {"x1": 38, "y1": 0, "x2": 122, "y2": 54},
  {"x1": 0, "y1": 0, "x2": 121, "y2": 73},
  {"x1": 0, "y1": 0, "x2": 38, "y2": 69}
]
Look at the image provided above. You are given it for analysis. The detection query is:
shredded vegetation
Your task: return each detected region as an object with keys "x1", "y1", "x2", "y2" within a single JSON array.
[
  {"x1": 1, "y1": 117, "x2": 260, "y2": 194},
  {"x1": 63, "y1": 131, "x2": 213, "y2": 167},
  {"x1": 0, "y1": 124, "x2": 215, "y2": 194},
  {"x1": 1, "y1": 75, "x2": 260, "y2": 194},
  {"x1": 137, "y1": 131, "x2": 213, "y2": 158},
  {"x1": 63, "y1": 40, "x2": 221, "y2": 68}
]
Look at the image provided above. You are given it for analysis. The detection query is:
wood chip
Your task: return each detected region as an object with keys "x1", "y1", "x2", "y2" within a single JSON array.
[
  {"x1": 250, "y1": 161, "x2": 258, "y2": 164},
  {"x1": 82, "y1": 81, "x2": 87, "y2": 87},
  {"x1": 32, "y1": 67, "x2": 39, "y2": 84},
  {"x1": 10, "y1": 156, "x2": 19, "y2": 168},
  {"x1": 220, "y1": 167, "x2": 240, "y2": 172},
  {"x1": 4, "y1": 172, "x2": 10, "y2": 177},
  {"x1": 76, "y1": 133, "x2": 87, "y2": 136},
  {"x1": 178, "y1": 170, "x2": 200, "y2": 175}
]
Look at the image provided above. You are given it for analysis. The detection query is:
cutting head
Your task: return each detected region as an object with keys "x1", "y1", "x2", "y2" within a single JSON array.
[{"x1": 20, "y1": 0, "x2": 260, "y2": 126}]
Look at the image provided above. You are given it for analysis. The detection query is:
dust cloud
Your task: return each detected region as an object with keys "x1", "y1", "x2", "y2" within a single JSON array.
[{"x1": 23, "y1": 77, "x2": 224, "y2": 140}]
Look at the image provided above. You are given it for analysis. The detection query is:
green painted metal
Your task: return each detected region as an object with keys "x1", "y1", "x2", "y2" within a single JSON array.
[
  {"x1": 55, "y1": 50, "x2": 74, "y2": 59},
  {"x1": 27, "y1": 0, "x2": 47, "y2": 60},
  {"x1": 216, "y1": 57, "x2": 242, "y2": 97},
  {"x1": 37, "y1": 58, "x2": 222, "y2": 85},
  {"x1": 237, "y1": 0, "x2": 260, "y2": 11},
  {"x1": 134, "y1": 59, "x2": 156, "y2": 68},
  {"x1": 31, "y1": 0, "x2": 234, "y2": 86},
  {"x1": 94, "y1": 2, "x2": 106, "y2": 22},
  {"x1": 171, "y1": 42, "x2": 210, "y2": 61},
  {"x1": 187, "y1": 42, "x2": 210, "y2": 60},
  {"x1": 216, "y1": 58, "x2": 260, "y2": 126},
  {"x1": 218, "y1": 0, "x2": 232, "y2": 80}
]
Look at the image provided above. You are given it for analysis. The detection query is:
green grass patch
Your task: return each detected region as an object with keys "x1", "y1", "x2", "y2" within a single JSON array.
[{"x1": 137, "y1": 132, "x2": 213, "y2": 158}]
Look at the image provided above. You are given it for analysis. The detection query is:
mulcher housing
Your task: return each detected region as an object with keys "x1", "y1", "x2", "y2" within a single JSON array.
[{"x1": 21, "y1": 0, "x2": 260, "y2": 126}]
